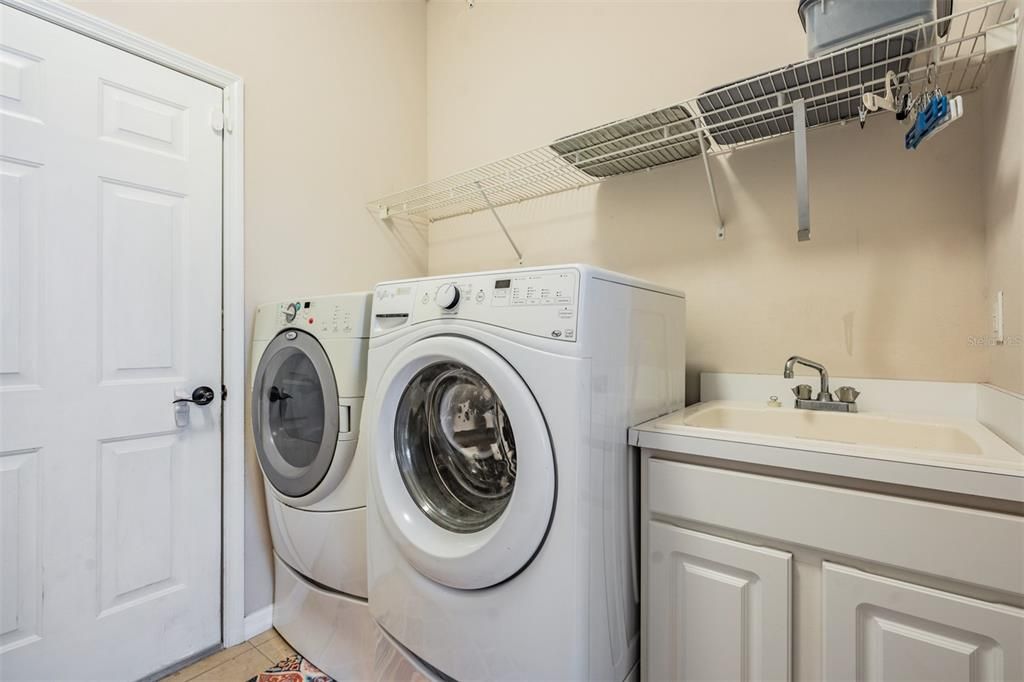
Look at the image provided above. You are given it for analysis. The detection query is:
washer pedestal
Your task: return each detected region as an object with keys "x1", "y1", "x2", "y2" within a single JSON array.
[
  {"x1": 266, "y1": 492, "x2": 367, "y2": 597},
  {"x1": 273, "y1": 554, "x2": 373, "y2": 681}
]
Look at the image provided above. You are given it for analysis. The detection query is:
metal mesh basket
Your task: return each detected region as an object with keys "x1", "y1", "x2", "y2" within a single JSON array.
[
  {"x1": 550, "y1": 106, "x2": 701, "y2": 178},
  {"x1": 697, "y1": 35, "x2": 916, "y2": 146}
]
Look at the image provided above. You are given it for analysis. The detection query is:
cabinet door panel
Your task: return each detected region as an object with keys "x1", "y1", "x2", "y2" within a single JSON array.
[
  {"x1": 823, "y1": 562, "x2": 1024, "y2": 681},
  {"x1": 646, "y1": 522, "x2": 791, "y2": 681}
]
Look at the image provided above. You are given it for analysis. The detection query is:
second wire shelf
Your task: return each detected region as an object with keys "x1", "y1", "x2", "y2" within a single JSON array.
[{"x1": 370, "y1": 0, "x2": 1018, "y2": 227}]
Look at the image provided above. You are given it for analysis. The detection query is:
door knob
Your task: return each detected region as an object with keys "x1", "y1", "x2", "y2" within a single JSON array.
[
  {"x1": 173, "y1": 386, "x2": 216, "y2": 406},
  {"x1": 173, "y1": 386, "x2": 215, "y2": 428}
]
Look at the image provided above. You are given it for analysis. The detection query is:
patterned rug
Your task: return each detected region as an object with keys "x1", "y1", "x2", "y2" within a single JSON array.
[{"x1": 247, "y1": 654, "x2": 334, "y2": 682}]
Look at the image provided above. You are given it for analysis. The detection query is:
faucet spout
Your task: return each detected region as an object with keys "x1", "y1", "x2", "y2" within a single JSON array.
[{"x1": 783, "y1": 355, "x2": 831, "y2": 401}]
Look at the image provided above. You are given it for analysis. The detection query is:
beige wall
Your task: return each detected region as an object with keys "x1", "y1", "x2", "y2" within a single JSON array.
[
  {"x1": 67, "y1": 0, "x2": 1020, "y2": 621},
  {"x1": 426, "y1": 0, "x2": 1006, "y2": 401},
  {"x1": 72, "y1": 0, "x2": 428, "y2": 615},
  {"x1": 982, "y1": 22, "x2": 1024, "y2": 394}
]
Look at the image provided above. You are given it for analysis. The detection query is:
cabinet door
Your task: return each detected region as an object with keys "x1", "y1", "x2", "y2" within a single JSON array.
[
  {"x1": 646, "y1": 522, "x2": 791, "y2": 681},
  {"x1": 823, "y1": 562, "x2": 1024, "y2": 681}
]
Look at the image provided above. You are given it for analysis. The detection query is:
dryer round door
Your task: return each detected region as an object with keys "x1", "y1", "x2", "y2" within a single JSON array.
[
  {"x1": 372, "y1": 336, "x2": 556, "y2": 590},
  {"x1": 252, "y1": 329, "x2": 341, "y2": 499}
]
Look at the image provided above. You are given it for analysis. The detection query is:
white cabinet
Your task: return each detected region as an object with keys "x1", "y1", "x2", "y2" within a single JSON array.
[
  {"x1": 823, "y1": 563, "x2": 1024, "y2": 682},
  {"x1": 646, "y1": 522, "x2": 792, "y2": 682},
  {"x1": 642, "y1": 454, "x2": 1024, "y2": 682}
]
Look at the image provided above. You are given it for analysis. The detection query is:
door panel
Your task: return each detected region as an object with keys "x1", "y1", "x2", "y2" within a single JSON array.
[
  {"x1": 0, "y1": 449, "x2": 40, "y2": 652},
  {"x1": 822, "y1": 562, "x2": 1024, "y2": 682},
  {"x1": 0, "y1": 6, "x2": 223, "y2": 680},
  {"x1": 646, "y1": 522, "x2": 792, "y2": 681},
  {"x1": 99, "y1": 80, "x2": 188, "y2": 158},
  {"x1": 0, "y1": 159, "x2": 40, "y2": 386},
  {"x1": 97, "y1": 434, "x2": 186, "y2": 615},
  {"x1": 99, "y1": 179, "x2": 184, "y2": 379},
  {"x1": 0, "y1": 44, "x2": 44, "y2": 123}
]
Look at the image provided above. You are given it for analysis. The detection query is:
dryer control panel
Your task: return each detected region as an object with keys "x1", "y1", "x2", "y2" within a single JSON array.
[
  {"x1": 372, "y1": 267, "x2": 580, "y2": 341},
  {"x1": 253, "y1": 293, "x2": 372, "y2": 341}
]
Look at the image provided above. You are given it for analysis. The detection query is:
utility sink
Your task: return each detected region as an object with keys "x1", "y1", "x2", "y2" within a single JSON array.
[
  {"x1": 648, "y1": 401, "x2": 1024, "y2": 470},
  {"x1": 675, "y1": 403, "x2": 983, "y2": 455}
]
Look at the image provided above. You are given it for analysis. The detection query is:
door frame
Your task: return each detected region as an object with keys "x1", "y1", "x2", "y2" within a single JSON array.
[{"x1": 1, "y1": 0, "x2": 249, "y2": 647}]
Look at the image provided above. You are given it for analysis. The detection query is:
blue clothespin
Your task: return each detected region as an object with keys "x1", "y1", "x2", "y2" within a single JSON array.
[{"x1": 905, "y1": 95, "x2": 950, "y2": 150}]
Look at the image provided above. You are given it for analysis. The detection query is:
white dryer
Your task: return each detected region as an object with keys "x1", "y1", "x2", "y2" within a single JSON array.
[
  {"x1": 250, "y1": 293, "x2": 375, "y2": 679},
  {"x1": 363, "y1": 265, "x2": 686, "y2": 681}
]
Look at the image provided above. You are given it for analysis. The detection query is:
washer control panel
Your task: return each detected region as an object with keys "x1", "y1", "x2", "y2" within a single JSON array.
[
  {"x1": 372, "y1": 268, "x2": 580, "y2": 341},
  {"x1": 435, "y1": 282, "x2": 461, "y2": 310},
  {"x1": 491, "y1": 271, "x2": 575, "y2": 308}
]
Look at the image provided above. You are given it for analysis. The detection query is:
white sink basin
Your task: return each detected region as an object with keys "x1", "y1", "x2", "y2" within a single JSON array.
[
  {"x1": 633, "y1": 396, "x2": 1024, "y2": 502},
  {"x1": 671, "y1": 404, "x2": 983, "y2": 456},
  {"x1": 646, "y1": 402, "x2": 1024, "y2": 473}
]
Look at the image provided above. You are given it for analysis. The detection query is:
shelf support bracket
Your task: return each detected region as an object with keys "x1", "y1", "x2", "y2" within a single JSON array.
[
  {"x1": 697, "y1": 130, "x2": 725, "y2": 240},
  {"x1": 475, "y1": 181, "x2": 524, "y2": 264},
  {"x1": 794, "y1": 98, "x2": 811, "y2": 242}
]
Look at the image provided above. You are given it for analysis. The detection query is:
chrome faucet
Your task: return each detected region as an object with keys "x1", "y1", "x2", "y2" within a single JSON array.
[
  {"x1": 783, "y1": 356, "x2": 858, "y2": 413},
  {"x1": 784, "y1": 355, "x2": 831, "y2": 401}
]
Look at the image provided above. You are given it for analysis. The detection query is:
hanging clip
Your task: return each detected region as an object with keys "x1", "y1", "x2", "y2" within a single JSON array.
[
  {"x1": 895, "y1": 71, "x2": 913, "y2": 121},
  {"x1": 905, "y1": 94, "x2": 963, "y2": 149},
  {"x1": 905, "y1": 63, "x2": 961, "y2": 149},
  {"x1": 857, "y1": 84, "x2": 868, "y2": 129},
  {"x1": 862, "y1": 71, "x2": 901, "y2": 113},
  {"x1": 895, "y1": 91, "x2": 912, "y2": 121}
]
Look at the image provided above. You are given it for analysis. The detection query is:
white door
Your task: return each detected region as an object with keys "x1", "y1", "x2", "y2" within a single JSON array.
[
  {"x1": 0, "y1": 7, "x2": 223, "y2": 680},
  {"x1": 823, "y1": 562, "x2": 1024, "y2": 682},
  {"x1": 646, "y1": 523, "x2": 792, "y2": 682}
]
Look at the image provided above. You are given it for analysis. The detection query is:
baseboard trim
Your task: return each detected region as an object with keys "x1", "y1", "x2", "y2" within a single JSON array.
[{"x1": 242, "y1": 605, "x2": 274, "y2": 641}]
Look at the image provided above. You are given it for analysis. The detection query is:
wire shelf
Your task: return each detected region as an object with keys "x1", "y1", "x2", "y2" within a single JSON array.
[{"x1": 370, "y1": 0, "x2": 1018, "y2": 223}]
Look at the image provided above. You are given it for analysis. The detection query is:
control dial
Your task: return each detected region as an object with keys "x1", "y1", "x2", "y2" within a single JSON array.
[
  {"x1": 435, "y1": 283, "x2": 461, "y2": 311},
  {"x1": 283, "y1": 302, "x2": 301, "y2": 323}
]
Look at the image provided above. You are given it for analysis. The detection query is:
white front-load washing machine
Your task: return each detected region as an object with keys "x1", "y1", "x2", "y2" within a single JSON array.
[
  {"x1": 363, "y1": 265, "x2": 686, "y2": 681},
  {"x1": 251, "y1": 293, "x2": 375, "y2": 680}
]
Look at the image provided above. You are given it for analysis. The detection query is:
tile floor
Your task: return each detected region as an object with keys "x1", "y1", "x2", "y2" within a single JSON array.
[{"x1": 161, "y1": 629, "x2": 296, "y2": 681}]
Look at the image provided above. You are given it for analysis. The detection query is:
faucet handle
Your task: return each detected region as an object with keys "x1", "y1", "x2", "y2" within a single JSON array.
[
  {"x1": 836, "y1": 386, "x2": 860, "y2": 403},
  {"x1": 792, "y1": 384, "x2": 813, "y2": 400}
]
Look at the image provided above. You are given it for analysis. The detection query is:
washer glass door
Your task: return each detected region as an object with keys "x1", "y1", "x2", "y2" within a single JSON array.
[
  {"x1": 395, "y1": 362, "x2": 517, "y2": 534},
  {"x1": 373, "y1": 336, "x2": 556, "y2": 590},
  {"x1": 253, "y1": 329, "x2": 339, "y2": 498}
]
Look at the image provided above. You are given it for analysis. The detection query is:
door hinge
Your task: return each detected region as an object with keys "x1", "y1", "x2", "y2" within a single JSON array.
[
  {"x1": 222, "y1": 93, "x2": 235, "y2": 134},
  {"x1": 221, "y1": 384, "x2": 228, "y2": 401},
  {"x1": 210, "y1": 107, "x2": 225, "y2": 133}
]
